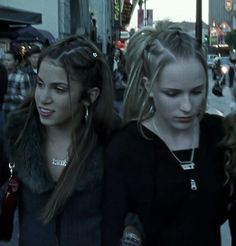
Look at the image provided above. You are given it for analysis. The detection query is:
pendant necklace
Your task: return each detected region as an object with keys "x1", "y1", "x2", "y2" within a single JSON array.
[
  {"x1": 52, "y1": 158, "x2": 68, "y2": 167},
  {"x1": 152, "y1": 118, "x2": 198, "y2": 191}
]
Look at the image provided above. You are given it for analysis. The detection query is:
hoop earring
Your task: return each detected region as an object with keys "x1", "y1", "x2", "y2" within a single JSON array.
[{"x1": 84, "y1": 105, "x2": 89, "y2": 122}]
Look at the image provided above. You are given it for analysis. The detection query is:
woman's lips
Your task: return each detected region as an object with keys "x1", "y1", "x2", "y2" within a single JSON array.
[
  {"x1": 175, "y1": 116, "x2": 193, "y2": 123},
  {"x1": 38, "y1": 107, "x2": 54, "y2": 117}
]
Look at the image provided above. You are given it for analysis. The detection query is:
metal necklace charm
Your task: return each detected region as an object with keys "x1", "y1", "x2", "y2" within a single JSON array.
[
  {"x1": 170, "y1": 146, "x2": 196, "y2": 171},
  {"x1": 180, "y1": 161, "x2": 195, "y2": 170},
  {"x1": 152, "y1": 118, "x2": 198, "y2": 191},
  {"x1": 52, "y1": 158, "x2": 68, "y2": 167}
]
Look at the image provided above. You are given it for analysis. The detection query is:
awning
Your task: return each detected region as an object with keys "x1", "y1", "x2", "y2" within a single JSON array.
[
  {"x1": 0, "y1": 6, "x2": 42, "y2": 26},
  {"x1": 15, "y1": 26, "x2": 55, "y2": 44}
]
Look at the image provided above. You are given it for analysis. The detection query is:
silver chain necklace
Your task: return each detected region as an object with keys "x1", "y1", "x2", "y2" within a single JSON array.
[
  {"x1": 171, "y1": 150, "x2": 195, "y2": 170},
  {"x1": 152, "y1": 118, "x2": 198, "y2": 191}
]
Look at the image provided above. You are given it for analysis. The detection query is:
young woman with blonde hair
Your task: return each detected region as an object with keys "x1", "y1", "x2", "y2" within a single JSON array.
[{"x1": 102, "y1": 27, "x2": 233, "y2": 246}]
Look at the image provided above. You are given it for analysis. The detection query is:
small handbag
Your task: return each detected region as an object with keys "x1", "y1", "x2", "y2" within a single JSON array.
[
  {"x1": 212, "y1": 79, "x2": 223, "y2": 97},
  {"x1": 0, "y1": 162, "x2": 20, "y2": 241}
]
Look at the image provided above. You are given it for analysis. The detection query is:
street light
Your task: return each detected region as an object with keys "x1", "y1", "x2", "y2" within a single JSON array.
[{"x1": 195, "y1": 0, "x2": 202, "y2": 45}]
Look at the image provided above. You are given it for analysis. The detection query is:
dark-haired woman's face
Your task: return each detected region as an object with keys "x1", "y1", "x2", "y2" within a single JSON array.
[{"x1": 35, "y1": 60, "x2": 82, "y2": 130}]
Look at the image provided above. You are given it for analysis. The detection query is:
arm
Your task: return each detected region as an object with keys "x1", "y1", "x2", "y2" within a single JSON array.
[
  {"x1": 102, "y1": 147, "x2": 128, "y2": 246},
  {"x1": 0, "y1": 131, "x2": 9, "y2": 186}
]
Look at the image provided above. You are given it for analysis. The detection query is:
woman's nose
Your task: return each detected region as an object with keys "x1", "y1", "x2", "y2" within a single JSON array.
[
  {"x1": 40, "y1": 88, "x2": 52, "y2": 104},
  {"x1": 180, "y1": 94, "x2": 192, "y2": 112}
]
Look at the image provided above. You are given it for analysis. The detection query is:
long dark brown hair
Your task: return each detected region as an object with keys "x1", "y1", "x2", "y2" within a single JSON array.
[
  {"x1": 15, "y1": 35, "x2": 115, "y2": 223},
  {"x1": 221, "y1": 112, "x2": 236, "y2": 193}
]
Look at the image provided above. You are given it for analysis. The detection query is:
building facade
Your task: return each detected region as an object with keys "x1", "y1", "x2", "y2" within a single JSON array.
[
  {"x1": 209, "y1": 0, "x2": 234, "y2": 48},
  {"x1": 209, "y1": 0, "x2": 232, "y2": 27},
  {"x1": 0, "y1": 0, "x2": 114, "y2": 54}
]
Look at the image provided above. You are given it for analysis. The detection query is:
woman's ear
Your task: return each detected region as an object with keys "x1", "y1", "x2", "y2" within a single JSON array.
[
  {"x1": 143, "y1": 76, "x2": 153, "y2": 97},
  {"x1": 87, "y1": 87, "x2": 100, "y2": 104}
]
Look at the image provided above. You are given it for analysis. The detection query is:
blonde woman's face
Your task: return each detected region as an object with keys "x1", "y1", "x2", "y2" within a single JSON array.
[
  {"x1": 150, "y1": 58, "x2": 206, "y2": 131},
  {"x1": 35, "y1": 60, "x2": 82, "y2": 129}
]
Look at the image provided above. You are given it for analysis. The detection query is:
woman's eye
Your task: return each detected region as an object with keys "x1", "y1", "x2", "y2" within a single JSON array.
[
  {"x1": 36, "y1": 80, "x2": 44, "y2": 88},
  {"x1": 55, "y1": 87, "x2": 67, "y2": 93},
  {"x1": 191, "y1": 90, "x2": 202, "y2": 95},
  {"x1": 164, "y1": 91, "x2": 179, "y2": 97}
]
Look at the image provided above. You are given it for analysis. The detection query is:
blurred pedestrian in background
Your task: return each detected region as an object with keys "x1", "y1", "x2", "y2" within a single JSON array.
[
  {"x1": 112, "y1": 48, "x2": 127, "y2": 117},
  {"x1": 23, "y1": 44, "x2": 41, "y2": 87},
  {"x1": 1, "y1": 35, "x2": 115, "y2": 246},
  {"x1": 221, "y1": 50, "x2": 236, "y2": 113},
  {"x1": 102, "y1": 27, "x2": 234, "y2": 246},
  {"x1": 2, "y1": 49, "x2": 31, "y2": 117}
]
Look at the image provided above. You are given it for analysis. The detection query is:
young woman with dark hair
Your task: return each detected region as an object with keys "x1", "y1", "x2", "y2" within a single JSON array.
[{"x1": 2, "y1": 35, "x2": 115, "y2": 246}]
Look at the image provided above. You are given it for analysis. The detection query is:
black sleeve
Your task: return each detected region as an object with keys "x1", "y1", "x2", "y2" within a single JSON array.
[
  {"x1": 0, "y1": 130, "x2": 9, "y2": 185},
  {"x1": 102, "y1": 143, "x2": 128, "y2": 246}
]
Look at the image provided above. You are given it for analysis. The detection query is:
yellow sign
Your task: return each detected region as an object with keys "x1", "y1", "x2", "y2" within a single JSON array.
[{"x1": 114, "y1": 0, "x2": 120, "y2": 21}]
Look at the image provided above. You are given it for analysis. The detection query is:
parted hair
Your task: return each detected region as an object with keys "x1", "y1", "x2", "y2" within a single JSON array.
[
  {"x1": 123, "y1": 27, "x2": 208, "y2": 124},
  {"x1": 14, "y1": 35, "x2": 115, "y2": 223}
]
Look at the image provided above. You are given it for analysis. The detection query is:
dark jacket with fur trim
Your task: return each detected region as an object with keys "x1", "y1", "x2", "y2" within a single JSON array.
[{"x1": 6, "y1": 109, "x2": 104, "y2": 246}]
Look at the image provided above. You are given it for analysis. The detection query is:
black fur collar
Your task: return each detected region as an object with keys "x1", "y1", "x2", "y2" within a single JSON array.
[
  {"x1": 6, "y1": 110, "x2": 54, "y2": 193},
  {"x1": 6, "y1": 110, "x2": 104, "y2": 194}
]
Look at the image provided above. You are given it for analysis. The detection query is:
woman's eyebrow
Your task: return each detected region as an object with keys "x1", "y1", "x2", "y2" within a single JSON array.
[
  {"x1": 37, "y1": 75, "x2": 68, "y2": 86},
  {"x1": 162, "y1": 84, "x2": 205, "y2": 91},
  {"x1": 192, "y1": 84, "x2": 205, "y2": 90}
]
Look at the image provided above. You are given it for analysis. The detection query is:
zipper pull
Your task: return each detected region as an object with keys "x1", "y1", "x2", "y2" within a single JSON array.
[{"x1": 190, "y1": 179, "x2": 197, "y2": 191}]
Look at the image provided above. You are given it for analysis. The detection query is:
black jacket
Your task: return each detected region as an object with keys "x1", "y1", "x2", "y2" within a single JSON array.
[{"x1": 103, "y1": 114, "x2": 231, "y2": 246}]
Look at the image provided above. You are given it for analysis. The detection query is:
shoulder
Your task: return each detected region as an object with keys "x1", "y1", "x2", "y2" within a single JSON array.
[
  {"x1": 6, "y1": 109, "x2": 28, "y2": 132},
  {"x1": 105, "y1": 121, "x2": 152, "y2": 163},
  {"x1": 107, "y1": 122, "x2": 142, "y2": 148},
  {"x1": 201, "y1": 113, "x2": 223, "y2": 128},
  {"x1": 200, "y1": 113, "x2": 224, "y2": 142},
  {"x1": 5, "y1": 108, "x2": 33, "y2": 148}
]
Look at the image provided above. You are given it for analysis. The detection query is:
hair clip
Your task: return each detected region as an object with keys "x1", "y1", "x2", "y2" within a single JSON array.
[{"x1": 92, "y1": 52, "x2": 97, "y2": 58}]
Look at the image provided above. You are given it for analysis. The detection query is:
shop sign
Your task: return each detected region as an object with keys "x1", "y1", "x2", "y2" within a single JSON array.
[
  {"x1": 114, "y1": 0, "x2": 121, "y2": 28},
  {"x1": 138, "y1": 9, "x2": 144, "y2": 28},
  {"x1": 122, "y1": 1, "x2": 133, "y2": 26}
]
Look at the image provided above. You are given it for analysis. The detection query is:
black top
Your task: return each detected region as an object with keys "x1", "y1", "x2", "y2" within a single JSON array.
[{"x1": 102, "y1": 114, "x2": 230, "y2": 246}]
